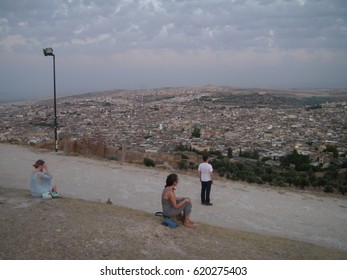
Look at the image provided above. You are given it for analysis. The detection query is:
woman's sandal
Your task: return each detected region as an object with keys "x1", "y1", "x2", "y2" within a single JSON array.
[{"x1": 51, "y1": 192, "x2": 62, "y2": 198}]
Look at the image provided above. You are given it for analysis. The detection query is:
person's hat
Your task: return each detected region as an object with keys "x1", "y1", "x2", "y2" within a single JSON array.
[{"x1": 33, "y1": 159, "x2": 45, "y2": 168}]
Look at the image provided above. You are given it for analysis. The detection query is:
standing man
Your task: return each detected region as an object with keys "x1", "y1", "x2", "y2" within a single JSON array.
[{"x1": 198, "y1": 155, "x2": 213, "y2": 206}]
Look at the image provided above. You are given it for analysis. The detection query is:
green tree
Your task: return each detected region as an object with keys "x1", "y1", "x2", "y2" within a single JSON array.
[
  {"x1": 227, "y1": 147, "x2": 233, "y2": 158},
  {"x1": 191, "y1": 124, "x2": 201, "y2": 138},
  {"x1": 324, "y1": 144, "x2": 338, "y2": 158},
  {"x1": 280, "y1": 149, "x2": 311, "y2": 171}
]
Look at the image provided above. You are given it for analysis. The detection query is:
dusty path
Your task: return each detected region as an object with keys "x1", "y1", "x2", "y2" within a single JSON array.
[{"x1": 1, "y1": 143, "x2": 346, "y2": 251}]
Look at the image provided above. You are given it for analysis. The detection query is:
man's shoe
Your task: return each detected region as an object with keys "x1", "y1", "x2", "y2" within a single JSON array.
[
  {"x1": 205, "y1": 203, "x2": 213, "y2": 206},
  {"x1": 201, "y1": 202, "x2": 206, "y2": 205}
]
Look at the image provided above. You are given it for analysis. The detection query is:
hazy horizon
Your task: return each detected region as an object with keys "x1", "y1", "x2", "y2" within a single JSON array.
[
  {"x1": 2, "y1": 84, "x2": 347, "y2": 104},
  {"x1": 1, "y1": 0, "x2": 347, "y2": 102}
]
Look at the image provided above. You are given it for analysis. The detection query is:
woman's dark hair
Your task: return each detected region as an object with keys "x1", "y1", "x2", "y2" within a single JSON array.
[
  {"x1": 165, "y1": 173, "x2": 178, "y2": 187},
  {"x1": 33, "y1": 159, "x2": 45, "y2": 168}
]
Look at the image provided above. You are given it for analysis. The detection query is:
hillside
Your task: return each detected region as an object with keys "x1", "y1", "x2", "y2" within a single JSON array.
[{"x1": 1, "y1": 187, "x2": 347, "y2": 260}]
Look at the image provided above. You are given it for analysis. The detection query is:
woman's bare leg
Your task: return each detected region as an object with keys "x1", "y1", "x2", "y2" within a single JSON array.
[
  {"x1": 51, "y1": 184, "x2": 57, "y2": 193},
  {"x1": 184, "y1": 215, "x2": 195, "y2": 227}
]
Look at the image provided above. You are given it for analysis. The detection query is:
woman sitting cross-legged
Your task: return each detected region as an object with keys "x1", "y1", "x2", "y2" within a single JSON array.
[
  {"x1": 30, "y1": 159, "x2": 60, "y2": 198},
  {"x1": 161, "y1": 173, "x2": 195, "y2": 228}
]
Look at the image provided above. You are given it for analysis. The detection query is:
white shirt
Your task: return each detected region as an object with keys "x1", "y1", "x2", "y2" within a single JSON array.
[{"x1": 198, "y1": 162, "x2": 213, "y2": 182}]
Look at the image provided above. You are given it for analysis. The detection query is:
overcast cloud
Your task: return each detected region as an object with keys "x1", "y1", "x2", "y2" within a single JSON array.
[{"x1": 0, "y1": 0, "x2": 347, "y2": 101}]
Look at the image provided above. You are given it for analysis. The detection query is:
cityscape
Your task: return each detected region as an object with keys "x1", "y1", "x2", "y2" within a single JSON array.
[{"x1": 1, "y1": 86, "x2": 346, "y2": 163}]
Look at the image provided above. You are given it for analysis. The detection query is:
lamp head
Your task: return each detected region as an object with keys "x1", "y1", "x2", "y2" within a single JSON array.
[{"x1": 43, "y1": 48, "x2": 54, "y2": 56}]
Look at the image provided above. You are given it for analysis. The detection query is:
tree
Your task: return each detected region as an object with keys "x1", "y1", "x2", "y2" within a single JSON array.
[
  {"x1": 280, "y1": 149, "x2": 311, "y2": 171},
  {"x1": 324, "y1": 144, "x2": 338, "y2": 158},
  {"x1": 227, "y1": 147, "x2": 233, "y2": 158},
  {"x1": 191, "y1": 124, "x2": 201, "y2": 138}
]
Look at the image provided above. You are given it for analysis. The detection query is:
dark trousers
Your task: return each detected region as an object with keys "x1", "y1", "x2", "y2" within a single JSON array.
[{"x1": 201, "y1": 181, "x2": 212, "y2": 204}]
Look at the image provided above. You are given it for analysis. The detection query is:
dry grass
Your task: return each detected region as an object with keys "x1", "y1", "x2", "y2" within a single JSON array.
[{"x1": 1, "y1": 187, "x2": 346, "y2": 260}]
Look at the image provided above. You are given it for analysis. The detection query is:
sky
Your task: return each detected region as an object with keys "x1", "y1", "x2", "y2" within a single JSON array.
[{"x1": 0, "y1": 0, "x2": 347, "y2": 101}]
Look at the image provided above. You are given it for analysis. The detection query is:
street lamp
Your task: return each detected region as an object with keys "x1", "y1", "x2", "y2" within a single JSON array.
[{"x1": 43, "y1": 47, "x2": 58, "y2": 152}]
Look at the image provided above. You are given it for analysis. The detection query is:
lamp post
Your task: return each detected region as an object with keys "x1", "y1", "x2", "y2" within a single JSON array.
[{"x1": 43, "y1": 48, "x2": 58, "y2": 152}]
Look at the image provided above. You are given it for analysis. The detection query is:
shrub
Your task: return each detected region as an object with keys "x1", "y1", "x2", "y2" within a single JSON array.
[
  {"x1": 144, "y1": 157, "x2": 155, "y2": 167},
  {"x1": 181, "y1": 154, "x2": 189, "y2": 160},
  {"x1": 324, "y1": 185, "x2": 334, "y2": 193},
  {"x1": 188, "y1": 161, "x2": 197, "y2": 169},
  {"x1": 107, "y1": 156, "x2": 117, "y2": 161},
  {"x1": 178, "y1": 159, "x2": 188, "y2": 170},
  {"x1": 338, "y1": 185, "x2": 347, "y2": 195}
]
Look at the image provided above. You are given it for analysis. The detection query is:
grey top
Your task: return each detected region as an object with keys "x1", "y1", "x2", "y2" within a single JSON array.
[
  {"x1": 161, "y1": 188, "x2": 192, "y2": 218},
  {"x1": 30, "y1": 171, "x2": 53, "y2": 197},
  {"x1": 162, "y1": 188, "x2": 174, "y2": 216}
]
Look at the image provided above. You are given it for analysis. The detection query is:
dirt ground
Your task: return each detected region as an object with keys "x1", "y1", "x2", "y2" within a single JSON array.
[
  {"x1": 1, "y1": 187, "x2": 346, "y2": 260},
  {"x1": 2, "y1": 143, "x2": 347, "y2": 253}
]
